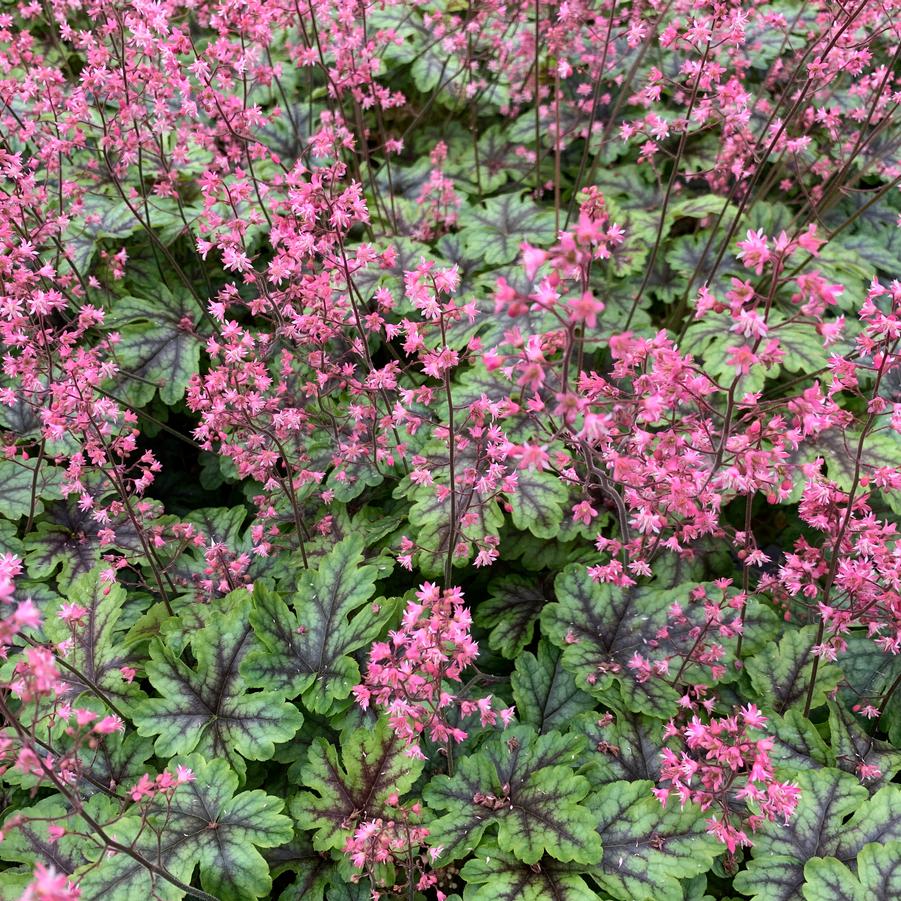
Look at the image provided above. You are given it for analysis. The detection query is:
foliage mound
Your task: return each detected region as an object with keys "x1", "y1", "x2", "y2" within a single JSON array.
[{"x1": 1, "y1": 1, "x2": 900, "y2": 899}]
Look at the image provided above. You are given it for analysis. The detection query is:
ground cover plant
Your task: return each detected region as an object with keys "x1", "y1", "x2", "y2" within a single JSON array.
[{"x1": 0, "y1": 0, "x2": 900, "y2": 898}]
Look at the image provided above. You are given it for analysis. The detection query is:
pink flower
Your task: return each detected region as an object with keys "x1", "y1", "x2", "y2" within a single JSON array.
[
  {"x1": 571, "y1": 501, "x2": 598, "y2": 525},
  {"x1": 93, "y1": 715, "x2": 125, "y2": 734},
  {"x1": 129, "y1": 774, "x2": 156, "y2": 802},
  {"x1": 736, "y1": 229, "x2": 771, "y2": 274},
  {"x1": 520, "y1": 243, "x2": 548, "y2": 280},
  {"x1": 119, "y1": 666, "x2": 136, "y2": 683}
]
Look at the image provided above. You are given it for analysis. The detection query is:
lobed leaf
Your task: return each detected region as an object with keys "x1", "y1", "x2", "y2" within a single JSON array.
[
  {"x1": 241, "y1": 535, "x2": 393, "y2": 714},
  {"x1": 734, "y1": 768, "x2": 901, "y2": 901},
  {"x1": 76, "y1": 755, "x2": 292, "y2": 900},
  {"x1": 745, "y1": 625, "x2": 843, "y2": 714},
  {"x1": 476, "y1": 574, "x2": 549, "y2": 659},
  {"x1": 134, "y1": 594, "x2": 302, "y2": 778},
  {"x1": 460, "y1": 841, "x2": 599, "y2": 901},
  {"x1": 424, "y1": 726, "x2": 602, "y2": 866},
  {"x1": 290, "y1": 717, "x2": 423, "y2": 852},
  {"x1": 585, "y1": 779, "x2": 721, "y2": 901},
  {"x1": 512, "y1": 640, "x2": 596, "y2": 734},
  {"x1": 541, "y1": 566, "x2": 684, "y2": 718}
]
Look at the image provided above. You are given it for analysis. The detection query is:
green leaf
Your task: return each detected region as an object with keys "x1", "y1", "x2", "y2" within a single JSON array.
[
  {"x1": 793, "y1": 428, "x2": 901, "y2": 492},
  {"x1": 828, "y1": 700, "x2": 901, "y2": 789},
  {"x1": 424, "y1": 726, "x2": 602, "y2": 865},
  {"x1": 767, "y1": 709, "x2": 833, "y2": 776},
  {"x1": 834, "y1": 782, "x2": 901, "y2": 857},
  {"x1": 290, "y1": 718, "x2": 423, "y2": 852},
  {"x1": 508, "y1": 469, "x2": 570, "y2": 539},
  {"x1": 803, "y1": 841, "x2": 901, "y2": 901},
  {"x1": 65, "y1": 193, "x2": 140, "y2": 272},
  {"x1": 24, "y1": 499, "x2": 163, "y2": 589},
  {"x1": 460, "y1": 841, "x2": 600, "y2": 901},
  {"x1": 840, "y1": 226, "x2": 901, "y2": 277},
  {"x1": 512, "y1": 640, "x2": 595, "y2": 733},
  {"x1": 458, "y1": 194, "x2": 556, "y2": 266},
  {"x1": 264, "y1": 832, "x2": 333, "y2": 901},
  {"x1": 585, "y1": 780, "x2": 721, "y2": 901},
  {"x1": 0, "y1": 458, "x2": 63, "y2": 521},
  {"x1": 775, "y1": 324, "x2": 831, "y2": 375},
  {"x1": 745, "y1": 625, "x2": 843, "y2": 714},
  {"x1": 802, "y1": 856, "x2": 869, "y2": 901},
  {"x1": 476, "y1": 574, "x2": 549, "y2": 659},
  {"x1": 0, "y1": 798, "x2": 90, "y2": 876},
  {"x1": 107, "y1": 286, "x2": 203, "y2": 406},
  {"x1": 668, "y1": 194, "x2": 737, "y2": 221},
  {"x1": 241, "y1": 535, "x2": 392, "y2": 714},
  {"x1": 574, "y1": 710, "x2": 663, "y2": 786},
  {"x1": 541, "y1": 566, "x2": 682, "y2": 718},
  {"x1": 411, "y1": 46, "x2": 459, "y2": 94},
  {"x1": 76, "y1": 754, "x2": 292, "y2": 900},
  {"x1": 592, "y1": 166, "x2": 661, "y2": 211},
  {"x1": 733, "y1": 769, "x2": 901, "y2": 901},
  {"x1": 134, "y1": 595, "x2": 302, "y2": 778}
]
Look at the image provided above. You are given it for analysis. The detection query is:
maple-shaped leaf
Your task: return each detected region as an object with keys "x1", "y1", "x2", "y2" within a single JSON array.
[
  {"x1": 460, "y1": 840, "x2": 600, "y2": 901},
  {"x1": 803, "y1": 841, "x2": 901, "y2": 901},
  {"x1": 503, "y1": 529, "x2": 598, "y2": 573},
  {"x1": 424, "y1": 726, "x2": 602, "y2": 866},
  {"x1": 733, "y1": 768, "x2": 901, "y2": 901},
  {"x1": 130, "y1": 588, "x2": 249, "y2": 660},
  {"x1": 76, "y1": 754, "x2": 292, "y2": 901},
  {"x1": 573, "y1": 710, "x2": 663, "y2": 786},
  {"x1": 241, "y1": 535, "x2": 393, "y2": 715},
  {"x1": 507, "y1": 468, "x2": 570, "y2": 539},
  {"x1": 458, "y1": 194, "x2": 555, "y2": 266},
  {"x1": 745, "y1": 625, "x2": 843, "y2": 714},
  {"x1": 134, "y1": 595, "x2": 302, "y2": 778},
  {"x1": 774, "y1": 322, "x2": 833, "y2": 375},
  {"x1": 512, "y1": 640, "x2": 595, "y2": 734},
  {"x1": 75, "y1": 729, "x2": 156, "y2": 796},
  {"x1": 24, "y1": 499, "x2": 164, "y2": 589},
  {"x1": 541, "y1": 566, "x2": 683, "y2": 718},
  {"x1": 791, "y1": 428, "x2": 900, "y2": 495},
  {"x1": 106, "y1": 286, "x2": 203, "y2": 407},
  {"x1": 290, "y1": 717, "x2": 423, "y2": 852},
  {"x1": 448, "y1": 125, "x2": 532, "y2": 195},
  {"x1": 475, "y1": 574, "x2": 549, "y2": 659},
  {"x1": 42, "y1": 568, "x2": 143, "y2": 706},
  {"x1": 584, "y1": 780, "x2": 720, "y2": 901},
  {"x1": 162, "y1": 506, "x2": 251, "y2": 585},
  {"x1": 828, "y1": 700, "x2": 901, "y2": 789}
]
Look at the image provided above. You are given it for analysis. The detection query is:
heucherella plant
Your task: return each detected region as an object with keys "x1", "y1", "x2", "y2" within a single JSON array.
[{"x1": 0, "y1": 0, "x2": 900, "y2": 898}]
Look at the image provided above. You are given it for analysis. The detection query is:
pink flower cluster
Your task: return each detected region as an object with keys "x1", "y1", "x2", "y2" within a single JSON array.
[
  {"x1": 343, "y1": 795, "x2": 445, "y2": 900},
  {"x1": 17, "y1": 863, "x2": 80, "y2": 901},
  {"x1": 759, "y1": 278, "x2": 901, "y2": 669},
  {"x1": 344, "y1": 816, "x2": 429, "y2": 871},
  {"x1": 655, "y1": 704, "x2": 800, "y2": 854},
  {"x1": 129, "y1": 765, "x2": 196, "y2": 803},
  {"x1": 354, "y1": 583, "x2": 513, "y2": 757},
  {"x1": 413, "y1": 142, "x2": 461, "y2": 241}
]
